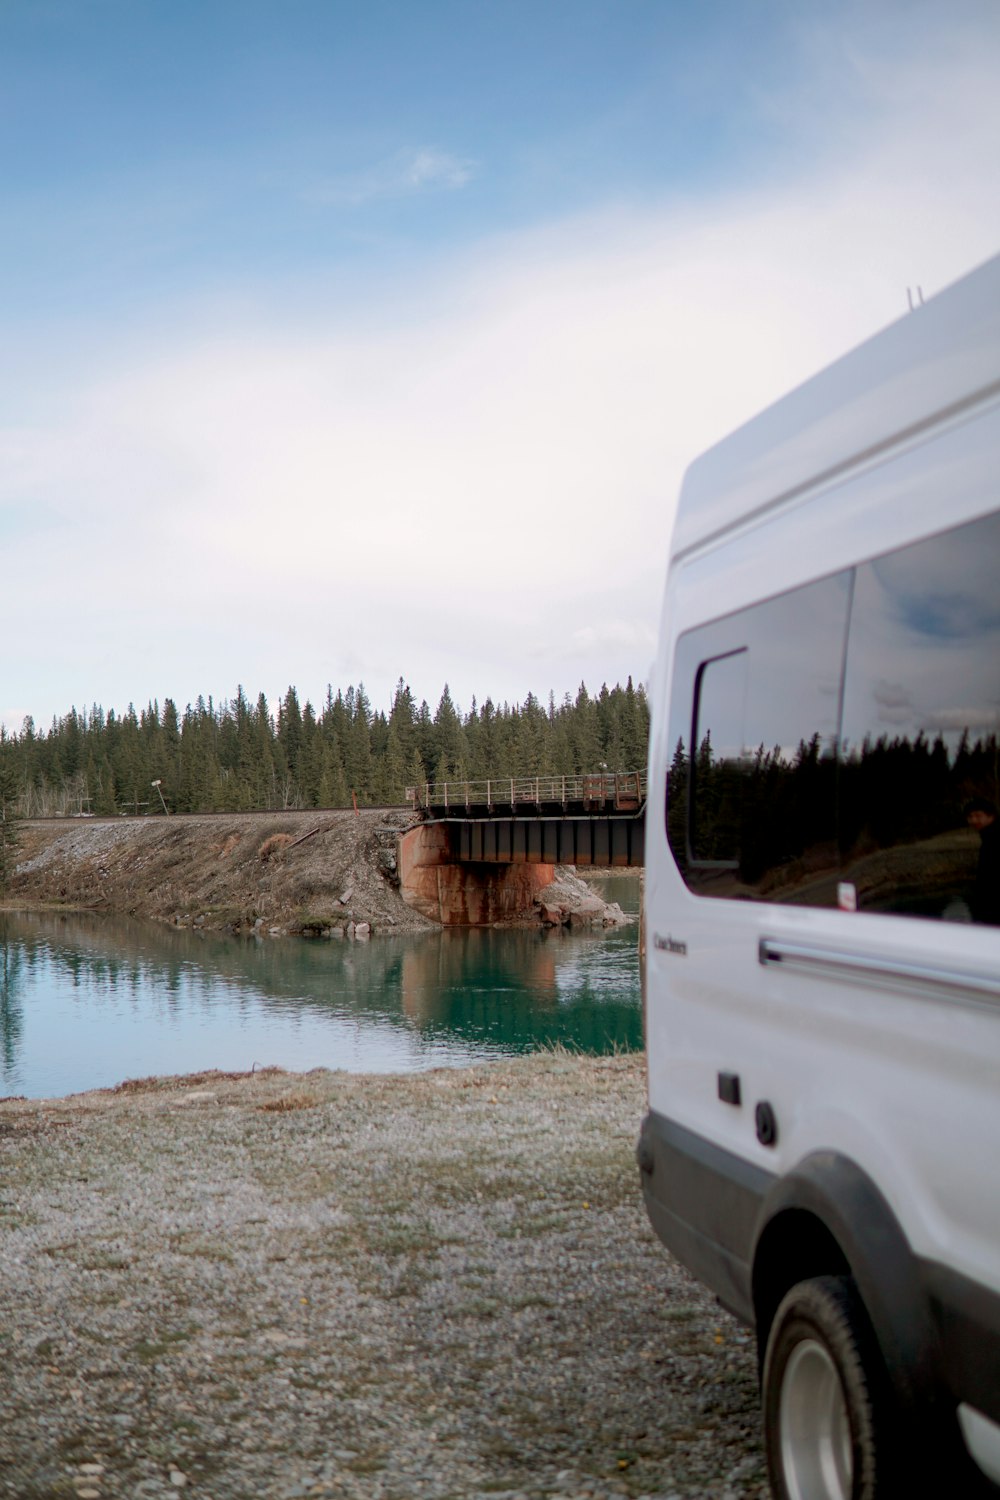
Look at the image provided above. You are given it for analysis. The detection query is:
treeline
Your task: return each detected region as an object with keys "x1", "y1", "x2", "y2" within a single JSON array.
[{"x1": 0, "y1": 678, "x2": 649, "y2": 817}]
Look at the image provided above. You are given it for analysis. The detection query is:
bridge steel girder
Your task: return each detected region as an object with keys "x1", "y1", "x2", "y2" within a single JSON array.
[{"x1": 450, "y1": 815, "x2": 644, "y2": 868}]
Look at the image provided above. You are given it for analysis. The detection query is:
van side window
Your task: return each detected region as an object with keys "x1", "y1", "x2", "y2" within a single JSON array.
[
  {"x1": 667, "y1": 573, "x2": 850, "y2": 901},
  {"x1": 839, "y1": 510, "x2": 1000, "y2": 922},
  {"x1": 666, "y1": 509, "x2": 1000, "y2": 920}
]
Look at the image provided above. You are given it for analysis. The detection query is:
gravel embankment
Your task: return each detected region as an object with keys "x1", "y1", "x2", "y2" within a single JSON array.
[
  {"x1": 10, "y1": 811, "x2": 433, "y2": 937},
  {"x1": 9, "y1": 813, "x2": 626, "y2": 940},
  {"x1": 0, "y1": 1053, "x2": 766, "y2": 1500}
]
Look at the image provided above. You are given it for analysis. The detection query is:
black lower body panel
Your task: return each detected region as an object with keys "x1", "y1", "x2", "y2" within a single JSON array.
[{"x1": 637, "y1": 1109, "x2": 774, "y2": 1326}]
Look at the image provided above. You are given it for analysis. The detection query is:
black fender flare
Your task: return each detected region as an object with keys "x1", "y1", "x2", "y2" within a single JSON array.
[{"x1": 752, "y1": 1151, "x2": 940, "y2": 1413}]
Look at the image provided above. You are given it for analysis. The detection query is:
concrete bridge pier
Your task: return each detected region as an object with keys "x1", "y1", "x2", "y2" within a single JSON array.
[{"x1": 398, "y1": 822, "x2": 557, "y2": 926}]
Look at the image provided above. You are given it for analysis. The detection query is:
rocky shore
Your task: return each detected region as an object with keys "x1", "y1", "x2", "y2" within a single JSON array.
[
  {"x1": 0, "y1": 1052, "x2": 765, "y2": 1500},
  {"x1": 8, "y1": 813, "x2": 630, "y2": 938}
]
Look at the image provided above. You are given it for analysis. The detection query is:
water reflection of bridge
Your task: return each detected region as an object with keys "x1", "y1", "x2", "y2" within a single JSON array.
[
  {"x1": 0, "y1": 912, "x2": 643, "y2": 1094},
  {"x1": 406, "y1": 772, "x2": 647, "y2": 868}
]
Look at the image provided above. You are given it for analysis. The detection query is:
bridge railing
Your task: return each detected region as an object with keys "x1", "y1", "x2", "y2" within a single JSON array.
[{"x1": 406, "y1": 770, "x2": 646, "y2": 813}]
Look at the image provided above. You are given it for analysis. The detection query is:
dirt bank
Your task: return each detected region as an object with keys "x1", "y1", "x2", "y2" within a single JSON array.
[
  {"x1": 9, "y1": 811, "x2": 426, "y2": 938},
  {"x1": 0, "y1": 1052, "x2": 764, "y2": 1500},
  {"x1": 8, "y1": 814, "x2": 628, "y2": 938}
]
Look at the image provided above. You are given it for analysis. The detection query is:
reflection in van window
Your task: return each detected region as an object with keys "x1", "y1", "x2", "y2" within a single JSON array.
[
  {"x1": 840, "y1": 510, "x2": 1000, "y2": 922},
  {"x1": 667, "y1": 572, "x2": 850, "y2": 903},
  {"x1": 690, "y1": 650, "x2": 747, "y2": 865},
  {"x1": 666, "y1": 509, "x2": 1000, "y2": 922}
]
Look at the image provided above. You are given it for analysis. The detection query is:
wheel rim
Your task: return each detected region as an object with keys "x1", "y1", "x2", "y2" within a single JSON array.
[{"x1": 779, "y1": 1337, "x2": 853, "y2": 1500}]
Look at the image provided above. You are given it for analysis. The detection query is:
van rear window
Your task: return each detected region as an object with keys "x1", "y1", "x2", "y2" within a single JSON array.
[{"x1": 666, "y1": 509, "x2": 1000, "y2": 922}]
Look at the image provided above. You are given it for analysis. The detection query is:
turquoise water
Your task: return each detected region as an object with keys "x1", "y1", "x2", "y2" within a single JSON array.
[{"x1": 0, "y1": 877, "x2": 642, "y2": 1099}]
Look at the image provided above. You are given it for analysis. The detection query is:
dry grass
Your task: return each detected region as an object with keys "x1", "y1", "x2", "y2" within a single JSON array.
[
  {"x1": 258, "y1": 832, "x2": 295, "y2": 861},
  {"x1": 255, "y1": 1092, "x2": 320, "y2": 1113}
]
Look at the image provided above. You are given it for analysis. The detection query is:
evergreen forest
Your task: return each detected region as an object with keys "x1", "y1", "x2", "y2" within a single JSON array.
[{"x1": 0, "y1": 679, "x2": 650, "y2": 818}]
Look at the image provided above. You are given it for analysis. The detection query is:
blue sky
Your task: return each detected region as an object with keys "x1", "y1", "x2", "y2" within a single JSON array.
[
  {"x1": 3, "y1": 1, "x2": 832, "y2": 348},
  {"x1": 2, "y1": 0, "x2": 999, "y2": 734}
]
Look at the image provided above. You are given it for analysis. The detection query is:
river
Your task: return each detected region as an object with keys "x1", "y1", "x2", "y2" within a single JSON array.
[{"x1": 0, "y1": 875, "x2": 642, "y2": 1099}]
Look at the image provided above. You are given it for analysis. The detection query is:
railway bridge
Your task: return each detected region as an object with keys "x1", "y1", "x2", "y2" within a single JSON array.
[{"x1": 399, "y1": 772, "x2": 646, "y2": 925}]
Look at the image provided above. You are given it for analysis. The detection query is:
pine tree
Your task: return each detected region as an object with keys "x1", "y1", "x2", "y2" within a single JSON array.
[
  {"x1": 335, "y1": 684, "x2": 372, "y2": 803},
  {"x1": 389, "y1": 679, "x2": 419, "y2": 770},
  {"x1": 370, "y1": 722, "x2": 404, "y2": 803},
  {"x1": 406, "y1": 747, "x2": 427, "y2": 802},
  {"x1": 570, "y1": 683, "x2": 602, "y2": 772},
  {"x1": 432, "y1": 685, "x2": 465, "y2": 782},
  {"x1": 318, "y1": 745, "x2": 350, "y2": 808},
  {"x1": 0, "y1": 755, "x2": 21, "y2": 893}
]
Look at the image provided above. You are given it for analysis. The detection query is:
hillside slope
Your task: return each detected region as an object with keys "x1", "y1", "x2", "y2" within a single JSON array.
[
  {"x1": 8, "y1": 811, "x2": 625, "y2": 937},
  {"x1": 10, "y1": 810, "x2": 431, "y2": 937}
]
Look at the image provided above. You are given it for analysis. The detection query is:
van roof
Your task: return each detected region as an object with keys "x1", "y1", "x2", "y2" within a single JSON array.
[{"x1": 672, "y1": 252, "x2": 1000, "y2": 560}]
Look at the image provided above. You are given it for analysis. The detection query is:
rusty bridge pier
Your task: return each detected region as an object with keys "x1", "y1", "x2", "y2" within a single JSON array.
[{"x1": 398, "y1": 772, "x2": 646, "y2": 925}]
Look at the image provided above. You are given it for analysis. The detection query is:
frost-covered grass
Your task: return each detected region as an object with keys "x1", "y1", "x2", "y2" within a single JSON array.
[{"x1": 0, "y1": 1054, "x2": 765, "y2": 1500}]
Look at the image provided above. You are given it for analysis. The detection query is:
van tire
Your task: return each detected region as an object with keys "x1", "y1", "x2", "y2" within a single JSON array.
[{"x1": 762, "y1": 1275, "x2": 888, "y2": 1500}]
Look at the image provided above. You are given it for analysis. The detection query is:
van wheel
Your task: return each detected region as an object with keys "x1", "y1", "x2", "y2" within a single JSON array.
[{"x1": 762, "y1": 1275, "x2": 887, "y2": 1500}]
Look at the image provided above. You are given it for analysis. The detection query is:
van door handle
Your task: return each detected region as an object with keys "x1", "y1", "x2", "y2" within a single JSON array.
[{"x1": 759, "y1": 937, "x2": 999, "y2": 1006}]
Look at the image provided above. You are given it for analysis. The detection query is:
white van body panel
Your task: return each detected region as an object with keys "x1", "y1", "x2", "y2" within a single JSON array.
[
  {"x1": 671, "y1": 255, "x2": 1000, "y2": 563},
  {"x1": 640, "y1": 252, "x2": 1000, "y2": 1487}
]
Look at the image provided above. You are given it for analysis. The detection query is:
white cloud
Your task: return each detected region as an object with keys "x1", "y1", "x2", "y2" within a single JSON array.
[
  {"x1": 309, "y1": 146, "x2": 477, "y2": 206},
  {"x1": 405, "y1": 149, "x2": 476, "y2": 190},
  {"x1": 3, "y1": 31, "x2": 1000, "y2": 731}
]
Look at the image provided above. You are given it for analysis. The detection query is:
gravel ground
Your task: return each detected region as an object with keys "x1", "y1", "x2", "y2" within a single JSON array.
[{"x1": 0, "y1": 1053, "x2": 766, "y2": 1500}]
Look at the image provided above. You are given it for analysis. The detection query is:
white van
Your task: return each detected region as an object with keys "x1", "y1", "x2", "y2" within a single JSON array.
[{"x1": 638, "y1": 253, "x2": 1000, "y2": 1500}]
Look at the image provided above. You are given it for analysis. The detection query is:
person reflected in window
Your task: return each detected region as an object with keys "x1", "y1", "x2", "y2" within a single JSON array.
[{"x1": 965, "y1": 798, "x2": 1000, "y2": 925}]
